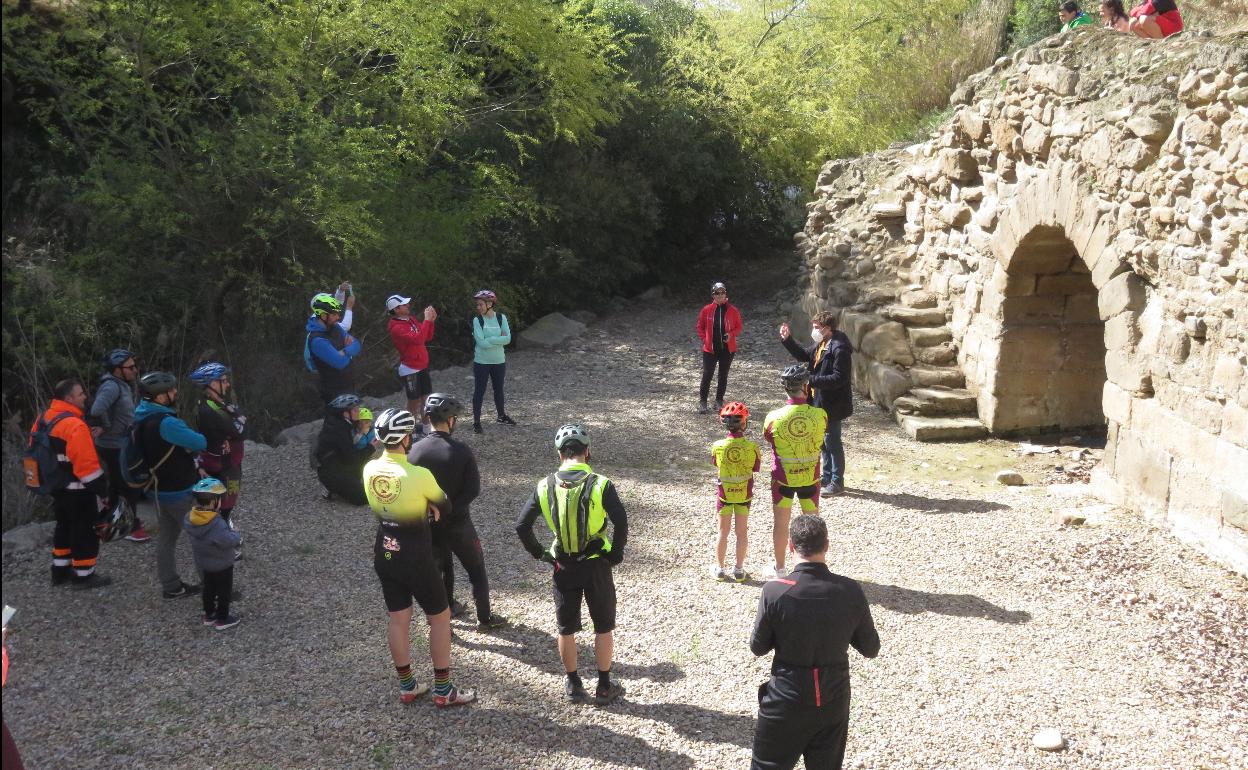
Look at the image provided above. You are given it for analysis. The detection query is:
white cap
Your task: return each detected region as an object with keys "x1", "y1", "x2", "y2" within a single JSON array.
[{"x1": 385, "y1": 294, "x2": 412, "y2": 312}]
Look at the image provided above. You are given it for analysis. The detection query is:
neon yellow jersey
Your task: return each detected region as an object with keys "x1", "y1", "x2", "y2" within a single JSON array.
[
  {"x1": 763, "y1": 400, "x2": 828, "y2": 487},
  {"x1": 363, "y1": 451, "x2": 447, "y2": 525},
  {"x1": 711, "y1": 435, "x2": 760, "y2": 504}
]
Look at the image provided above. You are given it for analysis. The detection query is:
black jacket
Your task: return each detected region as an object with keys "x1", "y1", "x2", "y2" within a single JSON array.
[
  {"x1": 314, "y1": 411, "x2": 373, "y2": 469},
  {"x1": 751, "y1": 562, "x2": 879, "y2": 706},
  {"x1": 782, "y1": 330, "x2": 853, "y2": 422},
  {"x1": 407, "y1": 431, "x2": 479, "y2": 526}
]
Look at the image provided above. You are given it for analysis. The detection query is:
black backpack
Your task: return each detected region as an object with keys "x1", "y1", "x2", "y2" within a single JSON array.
[
  {"x1": 469, "y1": 313, "x2": 507, "y2": 348},
  {"x1": 23, "y1": 412, "x2": 74, "y2": 495},
  {"x1": 121, "y1": 413, "x2": 173, "y2": 491}
]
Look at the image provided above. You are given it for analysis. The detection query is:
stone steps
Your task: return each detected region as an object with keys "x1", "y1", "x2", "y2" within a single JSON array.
[
  {"x1": 908, "y1": 364, "x2": 966, "y2": 388},
  {"x1": 884, "y1": 305, "x2": 946, "y2": 326},
  {"x1": 892, "y1": 387, "x2": 978, "y2": 417},
  {"x1": 907, "y1": 325, "x2": 952, "y2": 348},
  {"x1": 897, "y1": 415, "x2": 990, "y2": 442}
]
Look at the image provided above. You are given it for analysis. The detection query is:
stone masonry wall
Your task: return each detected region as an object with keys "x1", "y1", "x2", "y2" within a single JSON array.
[{"x1": 794, "y1": 28, "x2": 1248, "y2": 574}]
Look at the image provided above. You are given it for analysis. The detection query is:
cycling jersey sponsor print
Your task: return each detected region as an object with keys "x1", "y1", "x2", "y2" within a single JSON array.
[
  {"x1": 382, "y1": 534, "x2": 400, "y2": 560},
  {"x1": 724, "y1": 444, "x2": 748, "y2": 466},
  {"x1": 369, "y1": 471, "x2": 401, "y2": 505},
  {"x1": 784, "y1": 413, "x2": 815, "y2": 439}
]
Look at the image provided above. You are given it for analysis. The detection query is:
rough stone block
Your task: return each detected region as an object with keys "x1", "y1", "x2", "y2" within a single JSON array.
[
  {"x1": 1098, "y1": 272, "x2": 1148, "y2": 320},
  {"x1": 1088, "y1": 245, "x2": 1129, "y2": 289},
  {"x1": 914, "y1": 343, "x2": 957, "y2": 366},
  {"x1": 908, "y1": 365, "x2": 966, "y2": 388},
  {"x1": 998, "y1": 296, "x2": 1066, "y2": 325},
  {"x1": 1065, "y1": 324, "x2": 1108, "y2": 361},
  {"x1": 884, "y1": 306, "x2": 947, "y2": 326},
  {"x1": 1065, "y1": 294, "x2": 1100, "y2": 324},
  {"x1": 1103, "y1": 382, "x2": 1133, "y2": 425},
  {"x1": 861, "y1": 322, "x2": 915, "y2": 366},
  {"x1": 840, "y1": 311, "x2": 887, "y2": 350},
  {"x1": 1167, "y1": 460, "x2": 1224, "y2": 531},
  {"x1": 1105, "y1": 350, "x2": 1150, "y2": 393},
  {"x1": 1036, "y1": 273, "x2": 1097, "y2": 296},
  {"x1": 519, "y1": 312, "x2": 587, "y2": 347},
  {"x1": 867, "y1": 361, "x2": 912, "y2": 409},
  {"x1": 996, "y1": 327, "x2": 1065, "y2": 367},
  {"x1": 1104, "y1": 311, "x2": 1140, "y2": 351},
  {"x1": 938, "y1": 148, "x2": 979, "y2": 182},
  {"x1": 1223, "y1": 402, "x2": 1248, "y2": 449},
  {"x1": 1028, "y1": 64, "x2": 1079, "y2": 96},
  {"x1": 1225, "y1": 488, "x2": 1248, "y2": 532},
  {"x1": 1114, "y1": 429, "x2": 1173, "y2": 519},
  {"x1": 908, "y1": 326, "x2": 952, "y2": 347}
]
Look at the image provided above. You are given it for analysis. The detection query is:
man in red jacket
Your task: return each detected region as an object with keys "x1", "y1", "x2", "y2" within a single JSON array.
[
  {"x1": 387, "y1": 294, "x2": 438, "y2": 417},
  {"x1": 695, "y1": 281, "x2": 743, "y2": 414},
  {"x1": 29, "y1": 379, "x2": 112, "y2": 589}
]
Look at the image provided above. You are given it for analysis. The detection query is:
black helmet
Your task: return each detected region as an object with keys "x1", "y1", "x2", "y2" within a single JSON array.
[
  {"x1": 139, "y1": 371, "x2": 178, "y2": 396},
  {"x1": 104, "y1": 348, "x2": 134, "y2": 370},
  {"x1": 781, "y1": 364, "x2": 809, "y2": 392},
  {"x1": 424, "y1": 393, "x2": 463, "y2": 423},
  {"x1": 328, "y1": 393, "x2": 363, "y2": 411}
]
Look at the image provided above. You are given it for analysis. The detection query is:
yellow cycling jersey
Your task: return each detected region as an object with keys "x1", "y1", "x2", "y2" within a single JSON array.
[
  {"x1": 363, "y1": 450, "x2": 448, "y2": 525},
  {"x1": 711, "y1": 435, "x2": 760, "y2": 504},
  {"x1": 763, "y1": 400, "x2": 828, "y2": 487}
]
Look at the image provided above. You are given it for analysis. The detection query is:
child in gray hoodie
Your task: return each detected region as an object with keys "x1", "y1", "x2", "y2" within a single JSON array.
[{"x1": 184, "y1": 478, "x2": 242, "y2": 630}]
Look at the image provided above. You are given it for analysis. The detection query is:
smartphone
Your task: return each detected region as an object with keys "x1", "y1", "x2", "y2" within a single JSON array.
[{"x1": 2, "y1": 605, "x2": 14, "y2": 629}]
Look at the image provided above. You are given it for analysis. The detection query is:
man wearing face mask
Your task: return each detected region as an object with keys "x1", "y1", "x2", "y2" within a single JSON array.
[
  {"x1": 779, "y1": 312, "x2": 852, "y2": 496},
  {"x1": 696, "y1": 282, "x2": 743, "y2": 414}
]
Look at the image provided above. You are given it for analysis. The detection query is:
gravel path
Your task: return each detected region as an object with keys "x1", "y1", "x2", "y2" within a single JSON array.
[{"x1": 3, "y1": 255, "x2": 1246, "y2": 769}]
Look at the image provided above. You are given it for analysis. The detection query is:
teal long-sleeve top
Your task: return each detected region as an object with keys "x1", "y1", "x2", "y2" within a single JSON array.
[{"x1": 472, "y1": 312, "x2": 511, "y2": 365}]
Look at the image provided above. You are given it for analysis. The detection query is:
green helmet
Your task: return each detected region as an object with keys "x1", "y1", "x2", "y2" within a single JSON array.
[{"x1": 310, "y1": 292, "x2": 344, "y2": 316}]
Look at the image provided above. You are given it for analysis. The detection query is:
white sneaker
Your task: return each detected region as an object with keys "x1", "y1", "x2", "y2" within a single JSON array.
[
  {"x1": 764, "y1": 563, "x2": 789, "y2": 579},
  {"x1": 709, "y1": 564, "x2": 728, "y2": 581}
]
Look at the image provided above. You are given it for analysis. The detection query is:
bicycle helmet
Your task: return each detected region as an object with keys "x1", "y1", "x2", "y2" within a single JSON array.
[
  {"x1": 554, "y1": 423, "x2": 591, "y2": 451},
  {"x1": 781, "y1": 364, "x2": 809, "y2": 392},
  {"x1": 95, "y1": 499, "x2": 137, "y2": 543},
  {"x1": 139, "y1": 371, "x2": 178, "y2": 396},
  {"x1": 310, "y1": 292, "x2": 344, "y2": 316},
  {"x1": 328, "y1": 393, "x2": 362, "y2": 411},
  {"x1": 192, "y1": 477, "x2": 227, "y2": 496},
  {"x1": 719, "y1": 401, "x2": 749, "y2": 429},
  {"x1": 104, "y1": 348, "x2": 134, "y2": 369},
  {"x1": 424, "y1": 393, "x2": 463, "y2": 423},
  {"x1": 374, "y1": 408, "x2": 418, "y2": 444},
  {"x1": 473, "y1": 289, "x2": 497, "y2": 302},
  {"x1": 711, "y1": 281, "x2": 727, "y2": 293},
  {"x1": 357, "y1": 407, "x2": 373, "y2": 421},
  {"x1": 189, "y1": 362, "x2": 230, "y2": 387}
]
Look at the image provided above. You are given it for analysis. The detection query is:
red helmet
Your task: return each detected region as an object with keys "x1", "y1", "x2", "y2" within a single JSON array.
[{"x1": 719, "y1": 401, "x2": 749, "y2": 429}]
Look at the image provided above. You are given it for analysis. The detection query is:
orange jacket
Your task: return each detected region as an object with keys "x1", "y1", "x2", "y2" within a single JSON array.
[{"x1": 30, "y1": 399, "x2": 106, "y2": 493}]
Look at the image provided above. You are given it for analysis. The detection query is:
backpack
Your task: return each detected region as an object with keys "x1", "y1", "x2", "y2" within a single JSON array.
[
  {"x1": 23, "y1": 412, "x2": 74, "y2": 495},
  {"x1": 121, "y1": 413, "x2": 174, "y2": 491},
  {"x1": 469, "y1": 313, "x2": 507, "y2": 348}
]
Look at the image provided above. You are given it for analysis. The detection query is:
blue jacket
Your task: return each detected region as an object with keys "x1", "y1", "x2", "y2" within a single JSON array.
[
  {"x1": 134, "y1": 400, "x2": 207, "y2": 501},
  {"x1": 184, "y1": 506, "x2": 241, "y2": 572},
  {"x1": 304, "y1": 316, "x2": 360, "y2": 371}
]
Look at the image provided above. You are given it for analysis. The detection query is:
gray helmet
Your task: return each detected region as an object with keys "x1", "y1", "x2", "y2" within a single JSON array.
[
  {"x1": 374, "y1": 408, "x2": 418, "y2": 445},
  {"x1": 423, "y1": 393, "x2": 463, "y2": 423},
  {"x1": 554, "y1": 423, "x2": 591, "y2": 451},
  {"x1": 328, "y1": 393, "x2": 363, "y2": 411},
  {"x1": 781, "y1": 364, "x2": 809, "y2": 392},
  {"x1": 139, "y1": 371, "x2": 178, "y2": 396}
]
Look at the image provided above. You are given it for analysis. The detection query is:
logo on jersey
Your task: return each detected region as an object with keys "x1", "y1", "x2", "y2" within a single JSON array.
[
  {"x1": 787, "y1": 414, "x2": 812, "y2": 439},
  {"x1": 725, "y1": 445, "x2": 746, "y2": 465},
  {"x1": 369, "y1": 471, "x2": 401, "y2": 504}
]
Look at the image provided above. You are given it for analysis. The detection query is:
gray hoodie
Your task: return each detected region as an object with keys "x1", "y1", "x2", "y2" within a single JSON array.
[
  {"x1": 184, "y1": 506, "x2": 242, "y2": 573},
  {"x1": 90, "y1": 373, "x2": 138, "y2": 449}
]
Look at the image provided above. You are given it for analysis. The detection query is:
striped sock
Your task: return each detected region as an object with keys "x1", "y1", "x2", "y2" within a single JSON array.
[
  {"x1": 396, "y1": 664, "x2": 416, "y2": 692},
  {"x1": 433, "y1": 668, "x2": 451, "y2": 697}
]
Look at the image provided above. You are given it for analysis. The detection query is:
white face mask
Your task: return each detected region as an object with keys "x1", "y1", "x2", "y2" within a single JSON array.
[{"x1": 810, "y1": 327, "x2": 824, "y2": 343}]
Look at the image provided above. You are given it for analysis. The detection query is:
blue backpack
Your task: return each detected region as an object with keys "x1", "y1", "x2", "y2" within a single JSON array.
[
  {"x1": 121, "y1": 413, "x2": 172, "y2": 491},
  {"x1": 23, "y1": 412, "x2": 74, "y2": 495}
]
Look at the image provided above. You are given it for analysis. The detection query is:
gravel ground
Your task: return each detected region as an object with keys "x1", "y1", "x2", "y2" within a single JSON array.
[{"x1": 3, "y1": 254, "x2": 1246, "y2": 770}]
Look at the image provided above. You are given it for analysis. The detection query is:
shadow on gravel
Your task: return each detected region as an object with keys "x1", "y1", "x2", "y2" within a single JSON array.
[
  {"x1": 844, "y1": 488, "x2": 1010, "y2": 514},
  {"x1": 862, "y1": 582, "x2": 1031, "y2": 624},
  {"x1": 457, "y1": 620, "x2": 687, "y2": 682},
  {"x1": 617, "y1": 701, "x2": 756, "y2": 748},
  {"x1": 472, "y1": 707, "x2": 696, "y2": 768}
]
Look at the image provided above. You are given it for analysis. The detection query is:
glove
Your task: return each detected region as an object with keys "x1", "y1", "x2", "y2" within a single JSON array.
[{"x1": 605, "y1": 549, "x2": 623, "y2": 566}]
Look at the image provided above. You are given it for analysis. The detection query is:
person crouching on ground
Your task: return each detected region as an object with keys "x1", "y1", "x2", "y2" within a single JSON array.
[
  {"x1": 365, "y1": 408, "x2": 476, "y2": 707},
  {"x1": 313, "y1": 394, "x2": 377, "y2": 505},
  {"x1": 750, "y1": 514, "x2": 880, "y2": 770},
  {"x1": 184, "y1": 477, "x2": 242, "y2": 630},
  {"x1": 516, "y1": 424, "x2": 628, "y2": 705},
  {"x1": 711, "y1": 401, "x2": 760, "y2": 583}
]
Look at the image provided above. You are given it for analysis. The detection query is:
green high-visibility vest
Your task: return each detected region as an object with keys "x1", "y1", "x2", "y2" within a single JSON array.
[{"x1": 536, "y1": 461, "x2": 612, "y2": 559}]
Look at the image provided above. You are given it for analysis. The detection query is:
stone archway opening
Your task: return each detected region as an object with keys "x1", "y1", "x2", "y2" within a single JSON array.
[{"x1": 985, "y1": 225, "x2": 1107, "y2": 435}]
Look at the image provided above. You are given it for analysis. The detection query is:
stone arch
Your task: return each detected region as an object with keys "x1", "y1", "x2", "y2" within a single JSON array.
[{"x1": 968, "y1": 163, "x2": 1144, "y2": 434}]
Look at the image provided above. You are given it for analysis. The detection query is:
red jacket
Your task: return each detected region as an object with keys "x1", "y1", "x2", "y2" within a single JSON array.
[
  {"x1": 29, "y1": 399, "x2": 106, "y2": 493},
  {"x1": 696, "y1": 302, "x2": 743, "y2": 354},
  {"x1": 388, "y1": 316, "x2": 435, "y2": 371}
]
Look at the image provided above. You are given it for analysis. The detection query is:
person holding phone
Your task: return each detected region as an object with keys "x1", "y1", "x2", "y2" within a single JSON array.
[{"x1": 387, "y1": 294, "x2": 439, "y2": 418}]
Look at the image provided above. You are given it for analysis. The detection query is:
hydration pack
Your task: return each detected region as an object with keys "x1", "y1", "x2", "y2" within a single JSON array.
[
  {"x1": 121, "y1": 413, "x2": 173, "y2": 491},
  {"x1": 23, "y1": 412, "x2": 74, "y2": 495}
]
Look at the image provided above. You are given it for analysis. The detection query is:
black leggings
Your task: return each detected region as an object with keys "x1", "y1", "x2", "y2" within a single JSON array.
[
  {"x1": 700, "y1": 350, "x2": 735, "y2": 403},
  {"x1": 202, "y1": 566, "x2": 234, "y2": 621},
  {"x1": 434, "y1": 518, "x2": 491, "y2": 623},
  {"x1": 472, "y1": 362, "x2": 506, "y2": 423}
]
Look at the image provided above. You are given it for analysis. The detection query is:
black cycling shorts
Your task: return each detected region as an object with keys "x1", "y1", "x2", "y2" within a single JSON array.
[
  {"x1": 400, "y1": 370, "x2": 433, "y2": 400},
  {"x1": 373, "y1": 523, "x2": 448, "y2": 615},
  {"x1": 771, "y1": 482, "x2": 819, "y2": 505},
  {"x1": 552, "y1": 558, "x2": 616, "y2": 635}
]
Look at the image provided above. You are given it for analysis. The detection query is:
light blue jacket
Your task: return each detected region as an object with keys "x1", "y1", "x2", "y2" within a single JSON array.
[{"x1": 472, "y1": 313, "x2": 511, "y2": 365}]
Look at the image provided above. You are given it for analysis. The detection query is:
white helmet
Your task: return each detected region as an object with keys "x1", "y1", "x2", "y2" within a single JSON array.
[
  {"x1": 374, "y1": 408, "x2": 418, "y2": 444},
  {"x1": 554, "y1": 423, "x2": 591, "y2": 451}
]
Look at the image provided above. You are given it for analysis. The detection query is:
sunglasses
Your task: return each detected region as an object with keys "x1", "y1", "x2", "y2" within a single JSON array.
[{"x1": 712, "y1": 290, "x2": 727, "y2": 296}]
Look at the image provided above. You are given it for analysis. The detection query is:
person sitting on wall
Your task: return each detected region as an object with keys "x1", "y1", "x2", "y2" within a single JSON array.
[
  {"x1": 1100, "y1": 0, "x2": 1131, "y2": 31},
  {"x1": 1127, "y1": 0, "x2": 1183, "y2": 38}
]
